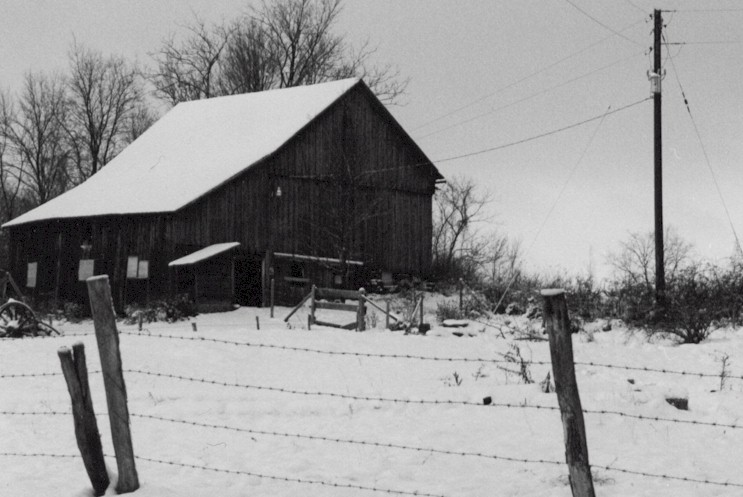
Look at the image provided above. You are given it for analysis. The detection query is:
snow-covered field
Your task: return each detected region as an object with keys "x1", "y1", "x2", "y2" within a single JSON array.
[{"x1": 3, "y1": 295, "x2": 743, "y2": 496}]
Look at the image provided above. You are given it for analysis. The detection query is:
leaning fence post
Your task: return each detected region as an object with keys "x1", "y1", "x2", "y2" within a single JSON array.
[
  {"x1": 541, "y1": 289, "x2": 595, "y2": 497},
  {"x1": 87, "y1": 275, "x2": 139, "y2": 494},
  {"x1": 58, "y1": 342, "x2": 109, "y2": 496}
]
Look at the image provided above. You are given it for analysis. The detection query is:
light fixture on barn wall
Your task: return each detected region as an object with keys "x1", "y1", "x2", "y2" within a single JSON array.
[
  {"x1": 275, "y1": 186, "x2": 282, "y2": 197},
  {"x1": 80, "y1": 240, "x2": 92, "y2": 258}
]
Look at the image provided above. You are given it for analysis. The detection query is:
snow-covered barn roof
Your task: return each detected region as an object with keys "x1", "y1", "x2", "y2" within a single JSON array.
[{"x1": 4, "y1": 78, "x2": 363, "y2": 227}]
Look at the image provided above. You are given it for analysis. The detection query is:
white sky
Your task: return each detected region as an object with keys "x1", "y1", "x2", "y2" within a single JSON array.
[{"x1": 1, "y1": 0, "x2": 742, "y2": 281}]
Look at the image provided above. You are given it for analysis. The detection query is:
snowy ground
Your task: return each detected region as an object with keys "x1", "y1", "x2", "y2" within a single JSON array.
[{"x1": 2, "y1": 294, "x2": 743, "y2": 496}]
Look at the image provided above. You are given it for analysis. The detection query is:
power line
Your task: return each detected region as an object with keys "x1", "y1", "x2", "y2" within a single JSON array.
[
  {"x1": 410, "y1": 17, "x2": 647, "y2": 132},
  {"x1": 416, "y1": 50, "x2": 645, "y2": 141},
  {"x1": 564, "y1": 0, "x2": 645, "y2": 47},
  {"x1": 623, "y1": 0, "x2": 647, "y2": 16},
  {"x1": 431, "y1": 97, "x2": 650, "y2": 165},
  {"x1": 670, "y1": 8, "x2": 743, "y2": 13},
  {"x1": 663, "y1": 36, "x2": 743, "y2": 256},
  {"x1": 666, "y1": 41, "x2": 743, "y2": 45},
  {"x1": 490, "y1": 103, "x2": 613, "y2": 315}
]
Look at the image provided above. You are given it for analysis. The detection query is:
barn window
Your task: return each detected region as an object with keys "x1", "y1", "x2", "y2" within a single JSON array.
[{"x1": 290, "y1": 262, "x2": 305, "y2": 279}]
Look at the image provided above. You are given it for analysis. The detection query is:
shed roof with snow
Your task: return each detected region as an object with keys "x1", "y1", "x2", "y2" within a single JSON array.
[{"x1": 4, "y1": 78, "x2": 362, "y2": 227}]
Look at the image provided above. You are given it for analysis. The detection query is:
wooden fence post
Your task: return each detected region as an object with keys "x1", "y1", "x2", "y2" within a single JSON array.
[
  {"x1": 357, "y1": 288, "x2": 366, "y2": 331},
  {"x1": 541, "y1": 289, "x2": 595, "y2": 497},
  {"x1": 459, "y1": 278, "x2": 464, "y2": 311},
  {"x1": 58, "y1": 342, "x2": 109, "y2": 496},
  {"x1": 310, "y1": 285, "x2": 316, "y2": 326},
  {"x1": 385, "y1": 300, "x2": 390, "y2": 330},
  {"x1": 270, "y1": 276, "x2": 275, "y2": 318},
  {"x1": 419, "y1": 293, "x2": 424, "y2": 326},
  {"x1": 87, "y1": 275, "x2": 140, "y2": 494}
]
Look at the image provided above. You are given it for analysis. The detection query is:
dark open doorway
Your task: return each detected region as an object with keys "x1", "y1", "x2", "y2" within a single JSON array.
[{"x1": 234, "y1": 256, "x2": 262, "y2": 306}]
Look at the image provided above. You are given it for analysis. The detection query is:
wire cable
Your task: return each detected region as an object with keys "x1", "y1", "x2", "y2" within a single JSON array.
[
  {"x1": 411, "y1": 17, "x2": 647, "y2": 132},
  {"x1": 490, "y1": 102, "x2": 615, "y2": 313},
  {"x1": 431, "y1": 97, "x2": 650, "y2": 166},
  {"x1": 564, "y1": 0, "x2": 645, "y2": 47},
  {"x1": 663, "y1": 36, "x2": 743, "y2": 256},
  {"x1": 416, "y1": 50, "x2": 645, "y2": 141}
]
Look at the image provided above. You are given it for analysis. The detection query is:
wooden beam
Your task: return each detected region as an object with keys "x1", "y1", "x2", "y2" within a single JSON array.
[
  {"x1": 315, "y1": 301, "x2": 358, "y2": 312},
  {"x1": 315, "y1": 287, "x2": 360, "y2": 300}
]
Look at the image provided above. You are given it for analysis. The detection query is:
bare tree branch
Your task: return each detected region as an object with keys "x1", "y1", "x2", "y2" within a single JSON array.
[
  {"x1": 3, "y1": 73, "x2": 70, "y2": 206},
  {"x1": 66, "y1": 42, "x2": 143, "y2": 183}
]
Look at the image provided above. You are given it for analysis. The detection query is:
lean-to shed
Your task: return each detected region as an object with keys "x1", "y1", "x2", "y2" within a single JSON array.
[{"x1": 3, "y1": 78, "x2": 443, "y2": 311}]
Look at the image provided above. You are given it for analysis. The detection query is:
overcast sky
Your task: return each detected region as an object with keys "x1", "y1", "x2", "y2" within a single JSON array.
[{"x1": 2, "y1": 0, "x2": 742, "y2": 281}]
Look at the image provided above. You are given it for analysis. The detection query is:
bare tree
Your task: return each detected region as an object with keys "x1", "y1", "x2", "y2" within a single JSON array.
[
  {"x1": 3, "y1": 73, "x2": 70, "y2": 205},
  {"x1": 220, "y1": 18, "x2": 276, "y2": 94},
  {"x1": 65, "y1": 43, "x2": 143, "y2": 183},
  {"x1": 0, "y1": 91, "x2": 26, "y2": 223},
  {"x1": 122, "y1": 102, "x2": 158, "y2": 145},
  {"x1": 149, "y1": 0, "x2": 407, "y2": 105},
  {"x1": 484, "y1": 235, "x2": 523, "y2": 285},
  {"x1": 608, "y1": 227, "x2": 693, "y2": 290},
  {"x1": 150, "y1": 16, "x2": 233, "y2": 105},
  {"x1": 432, "y1": 175, "x2": 493, "y2": 273}
]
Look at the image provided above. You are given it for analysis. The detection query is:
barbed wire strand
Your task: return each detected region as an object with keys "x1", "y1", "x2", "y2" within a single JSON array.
[
  {"x1": 3, "y1": 449, "x2": 743, "y2": 489},
  {"x1": 0, "y1": 369, "x2": 101, "y2": 380},
  {"x1": 594, "y1": 463, "x2": 743, "y2": 488},
  {"x1": 122, "y1": 329, "x2": 743, "y2": 380},
  {"x1": 130, "y1": 412, "x2": 564, "y2": 467},
  {"x1": 125, "y1": 369, "x2": 743, "y2": 430},
  {"x1": 135, "y1": 455, "x2": 450, "y2": 497},
  {"x1": 5, "y1": 399, "x2": 743, "y2": 433}
]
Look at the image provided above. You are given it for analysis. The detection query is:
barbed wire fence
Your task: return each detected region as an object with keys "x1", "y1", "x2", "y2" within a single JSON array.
[{"x1": 3, "y1": 304, "x2": 743, "y2": 494}]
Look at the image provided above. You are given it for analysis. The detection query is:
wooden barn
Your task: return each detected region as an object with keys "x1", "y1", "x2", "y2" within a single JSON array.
[{"x1": 2, "y1": 78, "x2": 443, "y2": 311}]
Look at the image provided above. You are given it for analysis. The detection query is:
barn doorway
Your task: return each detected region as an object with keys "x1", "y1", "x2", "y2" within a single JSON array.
[{"x1": 234, "y1": 256, "x2": 262, "y2": 306}]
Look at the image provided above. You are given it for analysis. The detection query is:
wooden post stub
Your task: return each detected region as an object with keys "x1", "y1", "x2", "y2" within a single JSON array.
[
  {"x1": 419, "y1": 293, "x2": 425, "y2": 327},
  {"x1": 385, "y1": 300, "x2": 390, "y2": 330},
  {"x1": 87, "y1": 275, "x2": 139, "y2": 494},
  {"x1": 191, "y1": 321, "x2": 197, "y2": 332},
  {"x1": 138, "y1": 313, "x2": 143, "y2": 331},
  {"x1": 310, "y1": 285, "x2": 316, "y2": 325},
  {"x1": 256, "y1": 315, "x2": 260, "y2": 330},
  {"x1": 270, "y1": 277, "x2": 275, "y2": 318},
  {"x1": 541, "y1": 289, "x2": 595, "y2": 497},
  {"x1": 459, "y1": 278, "x2": 464, "y2": 311},
  {"x1": 357, "y1": 288, "x2": 366, "y2": 331},
  {"x1": 58, "y1": 343, "x2": 110, "y2": 496},
  {"x1": 307, "y1": 313, "x2": 311, "y2": 330}
]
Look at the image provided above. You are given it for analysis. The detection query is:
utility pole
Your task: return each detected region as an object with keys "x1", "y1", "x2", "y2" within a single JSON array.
[{"x1": 652, "y1": 9, "x2": 665, "y2": 304}]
